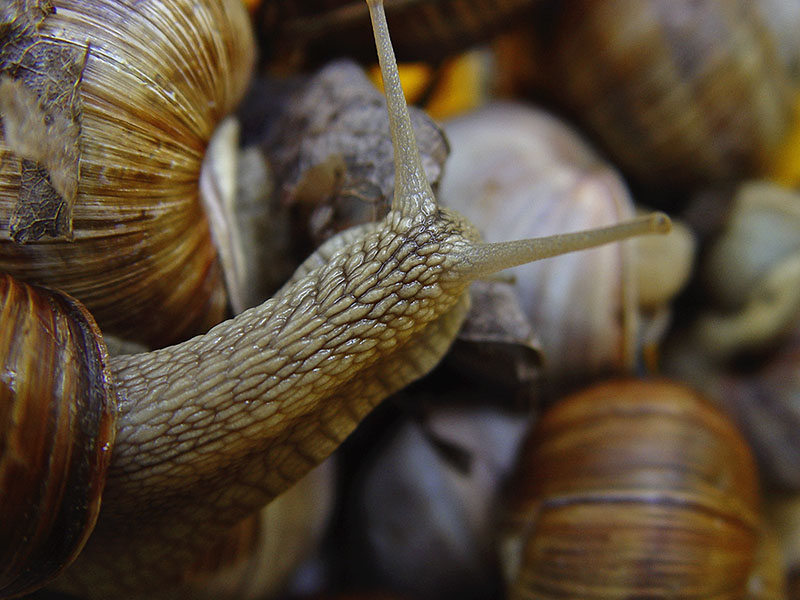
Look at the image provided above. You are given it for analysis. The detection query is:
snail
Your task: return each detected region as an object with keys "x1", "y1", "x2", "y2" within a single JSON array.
[
  {"x1": 438, "y1": 102, "x2": 644, "y2": 386},
  {"x1": 0, "y1": 0, "x2": 670, "y2": 597},
  {"x1": 500, "y1": 378, "x2": 783, "y2": 599},
  {"x1": 534, "y1": 0, "x2": 796, "y2": 186},
  {"x1": 695, "y1": 181, "x2": 800, "y2": 361},
  {"x1": 0, "y1": 0, "x2": 255, "y2": 347}
]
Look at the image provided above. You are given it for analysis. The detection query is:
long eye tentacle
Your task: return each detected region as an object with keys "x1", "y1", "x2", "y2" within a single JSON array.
[
  {"x1": 366, "y1": 0, "x2": 671, "y2": 278},
  {"x1": 451, "y1": 212, "x2": 672, "y2": 280},
  {"x1": 367, "y1": 0, "x2": 438, "y2": 221}
]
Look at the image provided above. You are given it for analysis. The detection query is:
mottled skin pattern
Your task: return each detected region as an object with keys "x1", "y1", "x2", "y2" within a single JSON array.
[
  {"x1": 51, "y1": 0, "x2": 669, "y2": 596},
  {"x1": 61, "y1": 208, "x2": 481, "y2": 597}
]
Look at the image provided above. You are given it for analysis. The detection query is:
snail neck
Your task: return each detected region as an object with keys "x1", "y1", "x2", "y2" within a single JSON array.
[{"x1": 87, "y1": 216, "x2": 470, "y2": 592}]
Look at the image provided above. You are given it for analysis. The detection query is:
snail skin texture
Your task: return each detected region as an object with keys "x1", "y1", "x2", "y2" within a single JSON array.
[{"x1": 0, "y1": 0, "x2": 670, "y2": 598}]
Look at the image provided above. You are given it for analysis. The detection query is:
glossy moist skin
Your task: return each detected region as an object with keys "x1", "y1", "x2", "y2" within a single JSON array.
[
  {"x1": 62, "y1": 207, "x2": 480, "y2": 596},
  {"x1": 51, "y1": 0, "x2": 668, "y2": 595}
]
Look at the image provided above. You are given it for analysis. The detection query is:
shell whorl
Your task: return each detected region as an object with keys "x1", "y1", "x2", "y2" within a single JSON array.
[
  {"x1": 0, "y1": 0, "x2": 255, "y2": 347},
  {"x1": 0, "y1": 274, "x2": 116, "y2": 598}
]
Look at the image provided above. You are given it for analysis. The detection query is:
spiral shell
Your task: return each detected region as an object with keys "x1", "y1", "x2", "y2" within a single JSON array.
[
  {"x1": 541, "y1": 0, "x2": 795, "y2": 186},
  {"x1": 0, "y1": 273, "x2": 116, "y2": 598},
  {"x1": 502, "y1": 379, "x2": 760, "y2": 599},
  {"x1": 0, "y1": 0, "x2": 255, "y2": 346},
  {"x1": 690, "y1": 181, "x2": 800, "y2": 361},
  {"x1": 439, "y1": 102, "x2": 639, "y2": 385}
]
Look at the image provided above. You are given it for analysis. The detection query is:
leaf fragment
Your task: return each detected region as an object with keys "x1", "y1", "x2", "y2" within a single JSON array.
[{"x1": 0, "y1": 0, "x2": 85, "y2": 242}]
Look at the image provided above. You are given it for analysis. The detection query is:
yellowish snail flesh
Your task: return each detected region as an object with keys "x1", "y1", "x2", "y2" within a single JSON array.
[
  {"x1": 0, "y1": 1, "x2": 670, "y2": 597},
  {"x1": 501, "y1": 379, "x2": 778, "y2": 599}
]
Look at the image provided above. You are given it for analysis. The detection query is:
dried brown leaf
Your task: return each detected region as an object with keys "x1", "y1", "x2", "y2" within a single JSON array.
[
  {"x1": 266, "y1": 60, "x2": 449, "y2": 244},
  {"x1": 0, "y1": 0, "x2": 84, "y2": 242}
]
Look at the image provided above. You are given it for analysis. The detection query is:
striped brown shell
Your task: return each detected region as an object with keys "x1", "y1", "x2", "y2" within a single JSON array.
[
  {"x1": 502, "y1": 379, "x2": 760, "y2": 599},
  {"x1": 540, "y1": 0, "x2": 795, "y2": 186},
  {"x1": 0, "y1": 0, "x2": 255, "y2": 347},
  {"x1": 0, "y1": 273, "x2": 116, "y2": 598}
]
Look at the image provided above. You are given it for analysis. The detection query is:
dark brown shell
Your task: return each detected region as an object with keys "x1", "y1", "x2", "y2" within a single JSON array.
[
  {"x1": 262, "y1": 0, "x2": 539, "y2": 64},
  {"x1": 541, "y1": 0, "x2": 795, "y2": 186},
  {"x1": 0, "y1": 274, "x2": 116, "y2": 598},
  {"x1": 502, "y1": 379, "x2": 760, "y2": 599}
]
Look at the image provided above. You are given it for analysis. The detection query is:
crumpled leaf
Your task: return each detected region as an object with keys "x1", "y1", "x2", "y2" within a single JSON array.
[
  {"x1": 266, "y1": 59, "x2": 449, "y2": 246},
  {"x1": 0, "y1": 0, "x2": 86, "y2": 242}
]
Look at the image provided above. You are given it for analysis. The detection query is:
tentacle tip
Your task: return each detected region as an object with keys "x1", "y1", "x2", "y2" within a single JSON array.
[{"x1": 649, "y1": 212, "x2": 672, "y2": 234}]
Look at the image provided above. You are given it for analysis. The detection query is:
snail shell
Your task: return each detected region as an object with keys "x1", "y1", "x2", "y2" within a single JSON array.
[
  {"x1": 694, "y1": 181, "x2": 800, "y2": 361},
  {"x1": 0, "y1": 0, "x2": 255, "y2": 347},
  {"x1": 704, "y1": 182, "x2": 800, "y2": 311},
  {"x1": 539, "y1": 0, "x2": 795, "y2": 186},
  {"x1": 0, "y1": 273, "x2": 116, "y2": 598},
  {"x1": 262, "y1": 0, "x2": 539, "y2": 65},
  {"x1": 767, "y1": 493, "x2": 800, "y2": 598},
  {"x1": 501, "y1": 379, "x2": 761, "y2": 599},
  {"x1": 439, "y1": 102, "x2": 639, "y2": 385},
  {"x1": 345, "y1": 404, "x2": 530, "y2": 600}
]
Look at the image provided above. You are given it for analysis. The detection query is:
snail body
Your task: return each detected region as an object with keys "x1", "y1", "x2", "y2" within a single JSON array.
[
  {"x1": 0, "y1": 0, "x2": 255, "y2": 347},
  {"x1": 1, "y1": 1, "x2": 670, "y2": 597},
  {"x1": 502, "y1": 379, "x2": 762, "y2": 599}
]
